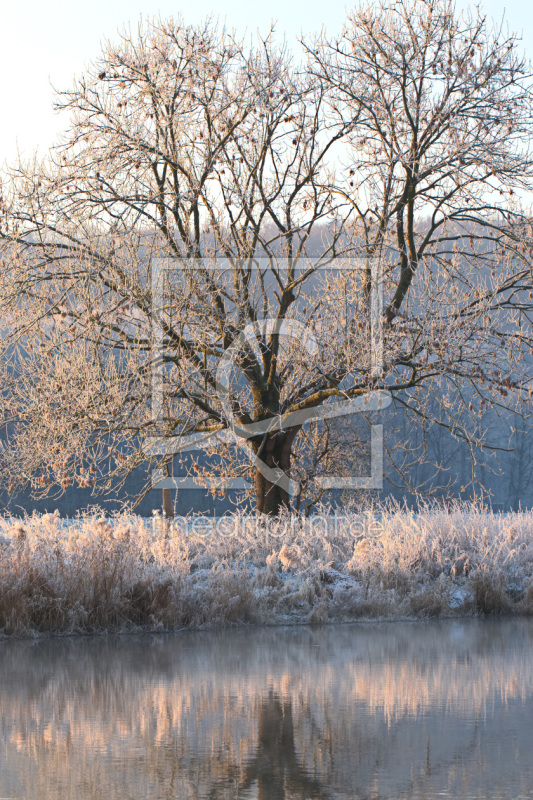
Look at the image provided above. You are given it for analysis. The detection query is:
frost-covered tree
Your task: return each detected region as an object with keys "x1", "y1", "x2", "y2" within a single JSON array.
[{"x1": 1, "y1": 1, "x2": 533, "y2": 516}]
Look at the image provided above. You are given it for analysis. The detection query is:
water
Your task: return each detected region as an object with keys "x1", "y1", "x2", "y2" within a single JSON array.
[{"x1": 1, "y1": 619, "x2": 533, "y2": 799}]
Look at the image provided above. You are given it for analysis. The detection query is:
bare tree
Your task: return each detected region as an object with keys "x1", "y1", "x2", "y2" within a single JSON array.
[
  {"x1": 0, "y1": 17, "x2": 358, "y2": 515},
  {"x1": 305, "y1": 0, "x2": 533, "y2": 500},
  {"x1": 1, "y1": 1, "x2": 533, "y2": 516}
]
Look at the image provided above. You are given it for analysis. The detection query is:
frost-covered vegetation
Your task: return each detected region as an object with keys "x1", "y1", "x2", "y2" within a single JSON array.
[
  {"x1": 1, "y1": 504, "x2": 533, "y2": 635},
  {"x1": 3, "y1": 2, "x2": 533, "y2": 520}
]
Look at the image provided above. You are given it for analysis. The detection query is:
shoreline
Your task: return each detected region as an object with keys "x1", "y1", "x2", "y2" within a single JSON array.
[{"x1": 0, "y1": 613, "x2": 528, "y2": 641}]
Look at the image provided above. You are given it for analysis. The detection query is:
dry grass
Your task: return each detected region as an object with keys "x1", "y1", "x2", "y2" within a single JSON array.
[{"x1": 1, "y1": 503, "x2": 533, "y2": 635}]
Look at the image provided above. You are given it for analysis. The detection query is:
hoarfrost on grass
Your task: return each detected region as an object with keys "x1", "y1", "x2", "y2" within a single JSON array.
[{"x1": 1, "y1": 503, "x2": 533, "y2": 635}]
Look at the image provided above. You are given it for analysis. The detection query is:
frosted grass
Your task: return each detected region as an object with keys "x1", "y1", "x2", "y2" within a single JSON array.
[{"x1": 1, "y1": 503, "x2": 533, "y2": 635}]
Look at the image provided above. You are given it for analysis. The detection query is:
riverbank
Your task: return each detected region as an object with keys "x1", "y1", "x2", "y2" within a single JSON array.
[{"x1": 1, "y1": 505, "x2": 532, "y2": 635}]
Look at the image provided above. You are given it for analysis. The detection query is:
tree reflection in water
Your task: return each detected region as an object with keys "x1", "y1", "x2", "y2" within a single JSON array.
[
  {"x1": 238, "y1": 690, "x2": 326, "y2": 800},
  {"x1": 1, "y1": 620, "x2": 533, "y2": 799}
]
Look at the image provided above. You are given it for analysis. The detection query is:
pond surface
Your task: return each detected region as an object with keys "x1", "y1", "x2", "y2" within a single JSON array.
[{"x1": 1, "y1": 619, "x2": 533, "y2": 799}]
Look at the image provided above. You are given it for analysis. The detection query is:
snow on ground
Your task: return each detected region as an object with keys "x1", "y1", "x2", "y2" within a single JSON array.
[{"x1": 0, "y1": 504, "x2": 532, "y2": 635}]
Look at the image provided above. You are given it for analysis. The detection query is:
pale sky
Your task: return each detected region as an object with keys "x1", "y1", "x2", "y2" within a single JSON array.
[{"x1": 1, "y1": 0, "x2": 531, "y2": 167}]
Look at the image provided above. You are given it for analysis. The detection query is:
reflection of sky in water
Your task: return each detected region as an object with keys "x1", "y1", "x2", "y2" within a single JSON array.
[{"x1": 0, "y1": 618, "x2": 533, "y2": 799}]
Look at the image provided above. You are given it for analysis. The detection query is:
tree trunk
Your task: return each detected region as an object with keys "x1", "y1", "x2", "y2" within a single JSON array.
[
  {"x1": 162, "y1": 488, "x2": 174, "y2": 519},
  {"x1": 254, "y1": 431, "x2": 294, "y2": 516}
]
